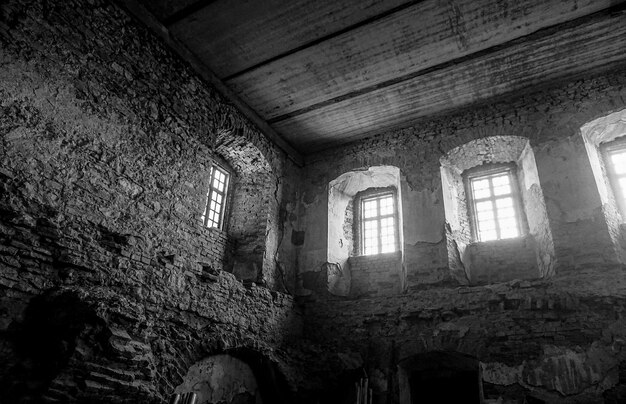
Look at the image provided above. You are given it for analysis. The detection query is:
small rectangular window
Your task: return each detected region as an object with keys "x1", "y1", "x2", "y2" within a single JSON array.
[
  {"x1": 468, "y1": 169, "x2": 521, "y2": 242},
  {"x1": 360, "y1": 192, "x2": 397, "y2": 255},
  {"x1": 202, "y1": 165, "x2": 229, "y2": 229}
]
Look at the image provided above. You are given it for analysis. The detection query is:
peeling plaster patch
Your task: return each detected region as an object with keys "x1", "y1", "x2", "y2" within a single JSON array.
[
  {"x1": 481, "y1": 361, "x2": 523, "y2": 386},
  {"x1": 522, "y1": 345, "x2": 618, "y2": 396},
  {"x1": 403, "y1": 187, "x2": 444, "y2": 244}
]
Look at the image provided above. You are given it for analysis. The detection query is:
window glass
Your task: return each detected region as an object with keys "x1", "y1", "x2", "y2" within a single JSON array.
[
  {"x1": 469, "y1": 170, "x2": 520, "y2": 241},
  {"x1": 202, "y1": 165, "x2": 229, "y2": 229},
  {"x1": 360, "y1": 193, "x2": 397, "y2": 255},
  {"x1": 607, "y1": 148, "x2": 626, "y2": 211}
]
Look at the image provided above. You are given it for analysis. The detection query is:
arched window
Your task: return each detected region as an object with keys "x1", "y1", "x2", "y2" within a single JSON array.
[
  {"x1": 581, "y1": 108, "x2": 626, "y2": 264},
  {"x1": 440, "y1": 136, "x2": 554, "y2": 283},
  {"x1": 327, "y1": 166, "x2": 405, "y2": 296}
]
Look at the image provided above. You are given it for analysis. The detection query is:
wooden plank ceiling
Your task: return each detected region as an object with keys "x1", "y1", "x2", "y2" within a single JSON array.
[{"x1": 137, "y1": 0, "x2": 626, "y2": 154}]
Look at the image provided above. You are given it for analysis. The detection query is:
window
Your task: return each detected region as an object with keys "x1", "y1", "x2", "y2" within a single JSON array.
[
  {"x1": 359, "y1": 191, "x2": 397, "y2": 255},
  {"x1": 202, "y1": 165, "x2": 229, "y2": 229},
  {"x1": 466, "y1": 167, "x2": 522, "y2": 242},
  {"x1": 603, "y1": 140, "x2": 626, "y2": 215}
]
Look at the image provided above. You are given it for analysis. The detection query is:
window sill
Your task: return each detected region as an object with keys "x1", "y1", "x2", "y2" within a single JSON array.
[
  {"x1": 349, "y1": 250, "x2": 402, "y2": 263},
  {"x1": 468, "y1": 235, "x2": 529, "y2": 247}
]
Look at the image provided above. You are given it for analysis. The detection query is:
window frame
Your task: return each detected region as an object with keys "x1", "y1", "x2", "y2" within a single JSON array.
[
  {"x1": 355, "y1": 187, "x2": 399, "y2": 256},
  {"x1": 202, "y1": 164, "x2": 230, "y2": 230},
  {"x1": 464, "y1": 163, "x2": 525, "y2": 242},
  {"x1": 601, "y1": 137, "x2": 626, "y2": 219}
]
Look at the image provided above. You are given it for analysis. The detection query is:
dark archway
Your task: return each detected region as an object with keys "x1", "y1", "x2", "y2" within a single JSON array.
[
  {"x1": 398, "y1": 351, "x2": 482, "y2": 404},
  {"x1": 174, "y1": 348, "x2": 293, "y2": 404}
]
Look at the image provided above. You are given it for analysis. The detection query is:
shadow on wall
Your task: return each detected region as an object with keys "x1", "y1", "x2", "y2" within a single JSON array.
[
  {"x1": 398, "y1": 351, "x2": 482, "y2": 404},
  {"x1": 214, "y1": 129, "x2": 281, "y2": 289},
  {"x1": 0, "y1": 290, "x2": 110, "y2": 402},
  {"x1": 581, "y1": 108, "x2": 626, "y2": 264}
]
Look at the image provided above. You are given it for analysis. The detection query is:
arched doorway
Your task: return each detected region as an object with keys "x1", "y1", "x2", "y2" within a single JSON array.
[{"x1": 398, "y1": 351, "x2": 482, "y2": 404}]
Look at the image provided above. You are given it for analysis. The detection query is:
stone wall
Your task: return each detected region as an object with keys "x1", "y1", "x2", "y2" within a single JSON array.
[
  {"x1": 294, "y1": 67, "x2": 626, "y2": 402},
  {"x1": 348, "y1": 251, "x2": 403, "y2": 297},
  {"x1": 0, "y1": 0, "x2": 301, "y2": 402}
]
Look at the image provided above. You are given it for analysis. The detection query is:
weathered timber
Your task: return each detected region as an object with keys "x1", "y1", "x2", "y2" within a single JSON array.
[
  {"x1": 272, "y1": 11, "x2": 626, "y2": 152},
  {"x1": 167, "y1": 0, "x2": 408, "y2": 78},
  {"x1": 227, "y1": 0, "x2": 620, "y2": 120}
]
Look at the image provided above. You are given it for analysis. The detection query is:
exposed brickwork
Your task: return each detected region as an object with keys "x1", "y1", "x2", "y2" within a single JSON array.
[
  {"x1": 348, "y1": 251, "x2": 403, "y2": 297},
  {"x1": 343, "y1": 198, "x2": 354, "y2": 256},
  {"x1": 0, "y1": 0, "x2": 301, "y2": 402},
  {"x1": 301, "y1": 271, "x2": 626, "y2": 403},
  {"x1": 296, "y1": 68, "x2": 626, "y2": 401},
  {"x1": 467, "y1": 237, "x2": 539, "y2": 284}
]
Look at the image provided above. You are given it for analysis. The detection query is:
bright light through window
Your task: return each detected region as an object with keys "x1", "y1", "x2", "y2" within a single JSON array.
[
  {"x1": 608, "y1": 150, "x2": 626, "y2": 210},
  {"x1": 470, "y1": 171, "x2": 520, "y2": 242},
  {"x1": 361, "y1": 193, "x2": 396, "y2": 255},
  {"x1": 202, "y1": 165, "x2": 229, "y2": 229}
]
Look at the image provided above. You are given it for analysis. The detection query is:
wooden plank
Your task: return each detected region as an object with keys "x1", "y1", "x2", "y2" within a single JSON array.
[
  {"x1": 114, "y1": 0, "x2": 304, "y2": 166},
  {"x1": 137, "y1": 0, "x2": 201, "y2": 22},
  {"x1": 271, "y1": 12, "x2": 626, "y2": 152},
  {"x1": 228, "y1": 0, "x2": 619, "y2": 120},
  {"x1": 168, "y1": 0, "x2": 409, "y2": 78}
]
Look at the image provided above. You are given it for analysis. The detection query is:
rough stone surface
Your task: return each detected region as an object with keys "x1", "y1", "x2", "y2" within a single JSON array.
[
  {"x1": 294, "y1": 66, "x2": 626, "y2": 402},
  {"x1": 3, "y1": 0, "x2": 626, "y2": 403},
  {"x1": 0, "y1": 0, "x2": 301, "y2": 402}
]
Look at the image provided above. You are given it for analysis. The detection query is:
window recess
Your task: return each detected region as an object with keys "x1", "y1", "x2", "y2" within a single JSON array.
[{"x1": 602, "y1": 140, "x2": 626, "y2": 217}]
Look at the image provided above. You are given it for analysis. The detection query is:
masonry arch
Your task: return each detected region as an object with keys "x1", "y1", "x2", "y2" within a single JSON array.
[
  {"x1": 327, "y1": 166, "x2": 404, "y2": 296},
  {"x1": 580, "y1": 108, "x2": 626, "y2": 264},
  {"x1": 211, "y1": 126, "x2": 282, "y2": 289},
  {"x1": 440, "y1": 136, "x2": 554, "y2": 283}
]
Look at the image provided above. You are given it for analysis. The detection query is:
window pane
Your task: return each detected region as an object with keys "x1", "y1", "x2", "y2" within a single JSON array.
[
  {"x1": 472, "y1": 178, "x2": 490, "y2": 191},
  {"x1": 491, "y1": 174, "x2": 510, "y2": 187},
  {"x1": 499, "y1": 217, "x2": 518, "y2": 232},
  {"x1": 477, "y1": 210, "x2": 494, "y2": 221},
  {"x1": 611, "y1": 152, "x2": 626, "y2": 175},
  {"x1": 476, "y1": 200, "x2": 493, "y2": 212},
  {"x1": 473, "y1": 187, "x2": 491, "y2": 199},
  {"x1": 618, "y1": 177, "x2": 626, "y2": 198},
  {"x1": 480, "y1": 230, "x2": 498, "y2": 241},
  {"x1": 379, "y1": 196, "x2": 393, "y2": 215},
  {"x1": 495, "y1": 198, "x2": 513, "y2": 208},
  {"x1": 362, "y1": 200, "x2": 377, "y2": 218},
  {"x1": 478, "y1": 219, "x2": 496, "y2": 230},
  {"x1": 493, "y1": 184, "x2": 511, "y2": 196}
]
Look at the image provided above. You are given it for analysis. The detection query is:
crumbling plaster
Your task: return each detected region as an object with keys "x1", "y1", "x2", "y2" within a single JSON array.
[{"x1": 294, "y1": 67, "x2": 626, "y2": 402}]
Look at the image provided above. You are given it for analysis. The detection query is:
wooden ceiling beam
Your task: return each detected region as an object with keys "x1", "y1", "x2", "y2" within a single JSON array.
[
  {"x1": 228, "y1": 0, "x2": 621, "y2": 121},
  {"x1": 114, "y1": 0, "x2": 304, "y2": 166},
  {"x1": 168, "y1": 0, "x2": 410, "y2": 78},
  {"x1": 272, "y1": 9, "x2": 626, "y2": 152}
]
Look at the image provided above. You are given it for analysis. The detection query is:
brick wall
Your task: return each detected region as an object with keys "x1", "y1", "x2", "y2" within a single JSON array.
[
  {"x1": 466, "y1": 237, "x2": 539, "y2": 284},
  {"x1": 0, "y1": 0, "x2": 301, "y2": 401},
  {"x1": 348, "y1": 251, "x2": 403, "y2": 297},
  {"x1": 296, "y1": 67, "x2": 626, "y2": 402}
]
